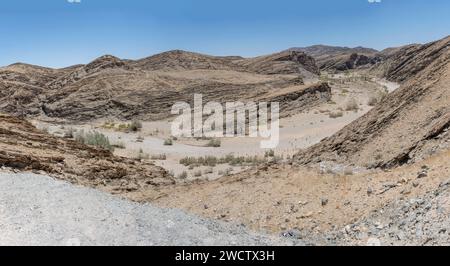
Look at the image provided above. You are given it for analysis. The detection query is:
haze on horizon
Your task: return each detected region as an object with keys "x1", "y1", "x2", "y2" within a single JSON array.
[{"x1": 1, "y1": 0, "x2": 449, "y2": 68}]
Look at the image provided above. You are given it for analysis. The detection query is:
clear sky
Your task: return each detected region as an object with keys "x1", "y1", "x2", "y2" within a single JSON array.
[{"x1": 1, "y1": 0, "x2": 449, "y2": 68}]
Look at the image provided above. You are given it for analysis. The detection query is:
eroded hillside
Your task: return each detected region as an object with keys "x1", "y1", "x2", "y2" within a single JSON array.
[
  {"x1": 0, "y1": 114, "x2": 173, "y2": 199},
  {"x1": 295, "y1": 36, "x2": 450, "y2": 168},
  {"x1": 0, "y1": 50, "x2": 323, "y2": 122}
]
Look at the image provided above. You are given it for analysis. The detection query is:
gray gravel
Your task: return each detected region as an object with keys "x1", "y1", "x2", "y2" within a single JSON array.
[
  {"x1": 0, "y1": 172, "x2": 294, "y2": 246},
  {"x1": 322, "y1": 178, "x2": 450, "y2": 246}
]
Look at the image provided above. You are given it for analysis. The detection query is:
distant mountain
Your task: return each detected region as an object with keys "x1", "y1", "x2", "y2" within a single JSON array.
[
  {"x1": 288, "y1": 45, "x2": 378, "y2": 57},
  {"x1": 288, "y1": 45, "x2": 380, "y2": 72},
  {"x1": 0, "y1": 49, "x2": 327, "y2": 122}
]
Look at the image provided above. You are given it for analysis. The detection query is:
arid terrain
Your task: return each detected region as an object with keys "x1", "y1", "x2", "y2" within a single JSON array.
[{"x1": 1, "y1": 35, "x2": 449, "y2": 246}]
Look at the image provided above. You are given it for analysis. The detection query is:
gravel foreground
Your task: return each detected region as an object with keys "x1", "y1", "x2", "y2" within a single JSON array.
[{"x1": 0, "y1": 172, "x2": 294, "y2": 246}]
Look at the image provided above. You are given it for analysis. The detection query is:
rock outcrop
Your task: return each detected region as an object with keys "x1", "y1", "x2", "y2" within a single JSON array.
[{"x1": 0, "y1": 114, "x2": 173, "y2": 197}]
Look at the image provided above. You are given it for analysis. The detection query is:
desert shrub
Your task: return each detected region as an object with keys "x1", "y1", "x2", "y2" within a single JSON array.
[
  {"x1": 265, "y1": 149, "x2": 275, "y2": 158},
  {"x1": 130, "y1": 120, "x2": 143, "y2": 132},
  {"x1": 101, "y1": 122, "x2": 116, "y2": 130},
  {"x1": 180, "y1": 157, "x2": 196, "y2": 166},
  {"x1": 136, "y1": 151, "x2": 149, "y2": 160},
  {"x1": 205, "y1": 138, "x2": 221, "y2": 147},
  {"x1": 150, "y1": 154, "x2": 167, "y2": 160},
  {"x1": 177, "y1": 171, "x2": 188, "y2": 179},
  {"x1": 75, "y1": 130, "x2": 114, "y2": 151},
  {"x1": 180, "y1": 154, "x2": 267, "y2": 167},
  {"x1": 367, "y1": 96, "x2": 378, "y2": 106},
  {"x1": 345, "y1": 98, "x2": 359, "y2": 111},
  {"x1": 329, "y1": 111, "x2": 344, "y2": 118},
  {"x1": 117, "y1": 123, "x2": 130, "y2": 131}
]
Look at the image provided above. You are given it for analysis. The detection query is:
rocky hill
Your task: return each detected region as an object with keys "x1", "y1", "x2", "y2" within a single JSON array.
[
  {"x1": 289, "y1": 45, "x2": 380, "y2": 72},
  {"x1": 295, "y1": 36, "x2": 450, "y2": 168},
  {"x1": 0, "y1": 50, "x2": 322, "y2": 122}
]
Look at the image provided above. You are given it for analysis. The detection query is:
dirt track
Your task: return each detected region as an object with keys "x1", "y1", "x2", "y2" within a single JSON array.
[{"x1": 0, "y1": 171, "x2": 294, "y2": 246}]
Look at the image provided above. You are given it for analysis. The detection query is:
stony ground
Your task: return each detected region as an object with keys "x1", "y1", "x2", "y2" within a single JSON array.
[
  {"x1": 154, "y1": 150, "x2": 450, "y2": 246},
  {"x1": 323, "y1": 178, "x2": 450, "y2": 246},
  {"x1": 0, "y1": 172, "x2": 295, "y2": 246}
]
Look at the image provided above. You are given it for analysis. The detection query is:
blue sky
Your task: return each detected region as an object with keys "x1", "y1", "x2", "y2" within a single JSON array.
[{"x1": 1, "y1": 0, "x2": 449, "y2": 68}]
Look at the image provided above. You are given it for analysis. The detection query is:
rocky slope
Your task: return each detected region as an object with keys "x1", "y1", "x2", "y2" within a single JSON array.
[
  {"x1": 371, "y1": 37, "x2": 449, "y2": 82},
  {"x1": 0, "y1": 114, "x2": 173, "y2": 198},
  {"x1": 0, "y1": 50, "x2": 322, "y2": 122},
  {"x1": 295, "y1": 36, "x2": 450, "y2": 168}
]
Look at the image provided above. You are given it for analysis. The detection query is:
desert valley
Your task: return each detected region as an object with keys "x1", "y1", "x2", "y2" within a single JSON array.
[{"x1": 1, "y1": 35, "x2": 449, "y2": 246}]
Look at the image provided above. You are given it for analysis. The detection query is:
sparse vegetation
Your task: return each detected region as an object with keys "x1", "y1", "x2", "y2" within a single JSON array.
[
  {"x1": 180, "y1": 154, "x2": 267, "y2": 167},
  {"x1": 177, "y1": 171, "x2": 188, "y2": 179},
  {"x1": 345, "y1": 98, "x2": 359, "y2": 112},
  {"x1": 205, "y1": 138, "x2": 221, "y2": 147},
  {"x1": 129, "y1": 120, "x2": 143, "y2": 132},
  {"x1": 163, "y1": 138, "x2": 173, "y2": 146},
  {"x1": 150, "y1": 154, "x2": 167, "y2": 160},
  {"x1": 102, "y1": 120, "x2": 142, "y2": 132},
  {"x1": 329, "y1": 111, "x2": 344, "y2": 118},
  {"x1": 75, "y1": 130, "x2": 114, "y2": 151},
  {"x1": 264, "y1": 149, "x2": 275, "y2": 158},
  {"x1": 367, "y1": 96, "x2": 379, "y2": 106},
  {"x1": 137, "y1": 152, "x2": 149, "y2": 160}
]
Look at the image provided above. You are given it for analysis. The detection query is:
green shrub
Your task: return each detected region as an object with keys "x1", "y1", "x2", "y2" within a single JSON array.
[
  {"x1": 205, "y1": 138, "x2": 221, "y2": 147},
  {"x1": 75, "y1": 130, "x2": 114, "y2": 151},
  {"x1": 130, "y1": 120, "x2": 143, "y2": 132},
  {"x1": 265, "y1": 149, "x2": 275, "y2": 158}
]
